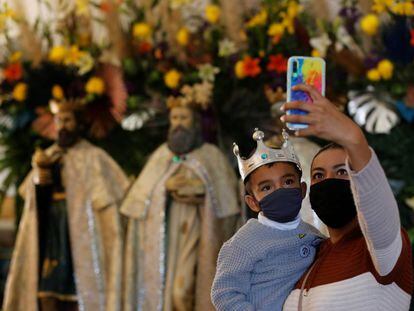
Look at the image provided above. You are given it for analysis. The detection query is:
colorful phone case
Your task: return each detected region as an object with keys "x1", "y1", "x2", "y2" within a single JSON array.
[{"x1": 286, "y1": 56, "x2": 325, "y2": 130}]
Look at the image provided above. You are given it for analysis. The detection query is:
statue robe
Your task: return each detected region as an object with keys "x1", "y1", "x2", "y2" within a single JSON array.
[
  {"x1": 2, "y1": 140, "x2": 130, "y2": 311},
  {"x1": 121, "y1": 143, "x2": 240, "y2": 311}
]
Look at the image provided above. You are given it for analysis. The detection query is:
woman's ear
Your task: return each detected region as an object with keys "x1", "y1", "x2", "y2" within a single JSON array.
[
  {"x1": 245, "y1": 194, "x2": 260, "y2": 213},
  {"x1": 300, "y1": 181, "x2": 307, "y2": 199}
]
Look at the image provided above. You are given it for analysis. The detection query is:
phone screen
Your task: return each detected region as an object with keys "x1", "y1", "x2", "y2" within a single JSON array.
[{"x1": 287, "y1": 57, "x2": 325, "y2": 130}]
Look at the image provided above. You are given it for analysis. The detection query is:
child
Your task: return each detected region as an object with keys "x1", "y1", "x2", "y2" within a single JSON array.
[{"x1": 211, "y1": 129, "x2": 323, "y2": 311}]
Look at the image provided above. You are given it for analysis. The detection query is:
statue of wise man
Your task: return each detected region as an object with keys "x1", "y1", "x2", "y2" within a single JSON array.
[
  {"x1": 2, "y1": 99, "x2": 130, "y2": 311},
  {"x1": 121, "y1": 82, "x2": 241, "y2": 311}
]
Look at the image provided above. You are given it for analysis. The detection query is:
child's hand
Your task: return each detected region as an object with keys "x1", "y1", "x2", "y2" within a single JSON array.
[{"x1": 280, "y1": 84, "x2": 371, "y2": 171}]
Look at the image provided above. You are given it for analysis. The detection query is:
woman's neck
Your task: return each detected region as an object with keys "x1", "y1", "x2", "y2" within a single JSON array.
[{"x1": 328, "y1": 217, "x2": 359, "y2": 244}]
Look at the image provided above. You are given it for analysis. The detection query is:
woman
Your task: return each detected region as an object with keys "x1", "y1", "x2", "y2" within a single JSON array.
[{"x1": 281, "y1": 84, "x2": 413, "y2": 310}]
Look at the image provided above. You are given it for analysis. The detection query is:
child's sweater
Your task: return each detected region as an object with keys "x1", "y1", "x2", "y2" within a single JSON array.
[{"x1": 211, "y1": 218, "x2": 322, "y2": 311}]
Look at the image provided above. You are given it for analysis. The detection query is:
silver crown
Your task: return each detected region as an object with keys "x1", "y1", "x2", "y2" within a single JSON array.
[{"x1": 233, "y1": 128, "x2": 301, "y2": 181}]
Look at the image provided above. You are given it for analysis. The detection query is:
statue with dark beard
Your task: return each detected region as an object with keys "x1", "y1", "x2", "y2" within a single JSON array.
[
  {"x1": 3, "y1": 100, "x2": 129, "y2": 311},
  {"x1": 121, "y1": 95, "x2": 241, "y2": 311}
]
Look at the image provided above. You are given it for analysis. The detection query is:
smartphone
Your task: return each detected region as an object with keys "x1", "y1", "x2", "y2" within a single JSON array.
[{"x1": 286, "y1": 56, "x2": 325, "y2": 130}]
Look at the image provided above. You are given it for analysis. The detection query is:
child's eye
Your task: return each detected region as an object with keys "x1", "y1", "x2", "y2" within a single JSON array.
[
  {"x1": 284, "y1": 178, "x2": 295, "y2": 186},
  {"x1": 312, "y1": 172, "x2": 324, "y2": 180},
  {"x1": 260, "y1": 185, "x2": 271, "y2": 192},
  {"x1": 337, "y1": 169, "x2": 348, "y2": 176}
]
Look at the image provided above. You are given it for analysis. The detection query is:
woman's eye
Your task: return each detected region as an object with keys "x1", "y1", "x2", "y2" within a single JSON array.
[
  {"x1": 337, "y1": 169, "x2": 348, "y2": 176},
  {"x1": 312, "y1": 172, "x2": 323, "y2": 180}
]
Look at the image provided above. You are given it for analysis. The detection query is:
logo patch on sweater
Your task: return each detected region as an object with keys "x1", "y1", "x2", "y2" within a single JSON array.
[{"x1": 298, "y1": 233, "x2": 306, "y2": 239}]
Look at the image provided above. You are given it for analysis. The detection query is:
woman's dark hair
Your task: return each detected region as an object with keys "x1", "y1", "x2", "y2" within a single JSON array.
[{"x1": 311, "y1": 142, "x2": 344, "y2": 168}]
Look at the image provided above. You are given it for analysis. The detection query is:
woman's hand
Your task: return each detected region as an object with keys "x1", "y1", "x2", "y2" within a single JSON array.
[{"x1": 280, "y1": 84, "x2": 371, "y2": 171}]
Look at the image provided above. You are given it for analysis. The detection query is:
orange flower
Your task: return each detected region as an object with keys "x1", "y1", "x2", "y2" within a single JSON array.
[
  {"x1": 4, "y1": 62, "x2": 23, "y2": 83},
  {"x1": 154, "y1": 48, "x2": 163, "y2": 60},
  {"x1": 267, "y1": 54, "x2": 287, "y2": 73},
  {"x1": 100, "y1": 1, "x2": 113, "y2": 12},
  {"x1": 243, "y1": 56, "x2": 261, "y2": 77}
]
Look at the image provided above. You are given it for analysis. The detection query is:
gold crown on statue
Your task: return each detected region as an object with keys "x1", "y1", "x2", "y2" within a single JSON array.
[
  {"x1": 49, "y1": 98, "x2": 84, "y2": 114},
  {"x1": 233, "y1": 128, "x2": 301, "y2": 181},
  {"x1": 167, "y1": 81, "x2": 212, "y2": 111}
]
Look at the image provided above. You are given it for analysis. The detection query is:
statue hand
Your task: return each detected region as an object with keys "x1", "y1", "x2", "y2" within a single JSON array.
[
  {"x1": 165, "y1": 174, "x2": 188, "y2": 192},
  {"x1": 33, "y1": 167, "x2": 53, "y2": 185}
]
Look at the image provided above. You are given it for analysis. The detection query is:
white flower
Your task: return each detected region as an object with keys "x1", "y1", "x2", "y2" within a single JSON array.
[
  {"x1": 218, "y1": 38, "x2": 238, "y2": 57},
  {"x1": 193, "y1": 81, "x2": 212, "y2": 109},
  {"x1": 309, "y1": 33, "x2": 332, "y2": 57},
  {"x1": 335, "y1": 26, "x2": 365, "y2": 58},
  {"x1": 121, "y1": 110, "x2": 155, "y2": 131},
  {"x1": 198, "y1": 63, "x2": 220, "y2": 82},
  {"x1": 77, "y1": 52, "x2": 94, "y2": 75}
]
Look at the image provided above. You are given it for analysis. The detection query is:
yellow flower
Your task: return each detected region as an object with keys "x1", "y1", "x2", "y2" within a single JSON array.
[
  {"x1": 372, "y1": 0, "x2": 393, "y2": 13},
  {"x1": 267, "y1": 23, "x2": 284, "y2": 37},
  {"x1": 311, "y1": 49, "x2": 321, "y2": 57},
  {"x1": 48, "y1": 45, "x2": 67, "y2": 63},
  {"x1": 133, "y1": 22, "x2": 152, "y2": 40},
  {"x1": 391, "y1": 2, "x2": 414, "y2": 16},
  {"x1": 377, "y1": 59, "x2": 394, "y2": 79},
  {"x1": 280, "y1": 11, "x2": 295, "y2": 34},
  {"x1": 176, "y1": 27, "x2": 190, "y2": 46},
  {"x1": 9, "y1": 51, "x2": 22, "y2": 63},
  {"x1": 170, "y1": 0, "x2": 192, "y2": 9},
  {"x1": 85, "y1": 77, "x2": 105, "y2": 95},
  {"x1": 12, "y1": 82, "x2": 27, "y2": 102},
  {"x1": 64, "y1": 46, "x2": 83, "y2": 65},
  {"x1": 75, "y1": 0, "x2": 90, "y2": 16},
  {"x1": 360, "y1": 14, "x2": 380, "y2": 36},
  {"x1": 52, "y1": 85, "x2": 64, "y2": 100},
  {"x1": 287, "y1": 1, "x2": 302, "y2": 18},
  {"x1": 164, "y1": 70, "x2": 182, "y2": 89},
  {"x1": 367, "y1": 68, "x2": 381, "y2": 81},
  {"x1": 234, "y1": 60, "x2": 246, "y2": 79},
  {"x1": 205, "y1": 4, "x2": 221, "y2": 24},
  {"x1": 246, "y1": 9, "x2": 268, "y2": 28}
]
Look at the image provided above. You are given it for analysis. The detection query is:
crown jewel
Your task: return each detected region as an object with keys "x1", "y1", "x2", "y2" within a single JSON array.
[{"x1": 233, "y1": 128, "x2": 301, "y2": 181}]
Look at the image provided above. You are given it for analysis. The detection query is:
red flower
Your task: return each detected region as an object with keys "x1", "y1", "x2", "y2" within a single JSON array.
[
  {"x1": 410, "y1": 29, "x2": 414, "y2": 46},
  {"x1": 138, "y1": 41, "x2": 152, "y2": 54},
  {"x1": 243, "y1": 56, "x2": 262, "y2": 77},
  {"x1": 267, "y1": 54, "x2": 287, "y2": 74},
  {"x1": 4, "y1": 63, "x2": 23, "y2": 83}
]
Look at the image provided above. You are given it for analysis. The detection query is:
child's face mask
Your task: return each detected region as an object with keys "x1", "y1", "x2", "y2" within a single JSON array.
[{"x1": 258, "y1": 188, "x2": 302, "y2": 223}]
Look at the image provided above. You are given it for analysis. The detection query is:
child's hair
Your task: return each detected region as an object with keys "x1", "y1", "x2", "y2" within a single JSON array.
[
  {"x1": 244, "y1": 162, "x2": 302, "y2": 196},
  {"x1": 311, "y1": 142, "x2": 344, "y2": 168}
]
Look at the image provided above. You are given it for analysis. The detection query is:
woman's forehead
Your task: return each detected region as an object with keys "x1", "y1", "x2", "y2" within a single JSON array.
[{"x1": 312, "y1": 148, "x2": 347, "y2": 170}]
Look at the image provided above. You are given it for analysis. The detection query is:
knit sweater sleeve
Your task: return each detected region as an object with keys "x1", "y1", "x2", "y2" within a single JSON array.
[
  {"x1": 211, "y1": 242, "x2": 255, "y2": 311},
  {"x1": 347, "y1": 148, "x2": 402, "y2": 276}
]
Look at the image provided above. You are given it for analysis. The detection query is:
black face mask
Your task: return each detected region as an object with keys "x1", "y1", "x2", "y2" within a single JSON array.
[{"x1": 309, "y1": 179, "x2": 357, "y2": 229}]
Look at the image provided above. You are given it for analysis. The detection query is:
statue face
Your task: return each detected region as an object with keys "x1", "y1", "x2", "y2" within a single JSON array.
[
  {"x1": 55, "y1": 111, "x2": 77, "y2": 132},
  {"x1": 54, "y1": 111, "x2": 80, "y2": 148},
  {"x1": 167, "y1": 106, "x2": 203, "y2": 155},
  {"x1": 169, "y1": 106, "x2": 194, "y2": 131}
]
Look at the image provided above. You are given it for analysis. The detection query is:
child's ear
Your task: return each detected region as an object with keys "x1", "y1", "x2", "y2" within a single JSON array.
[
  {"x1": 245, "y1": 194, "x2": 260, "y2": 213},
  {"x1": 300, "y1": 181, "x2": 307, "y2": 199}
]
